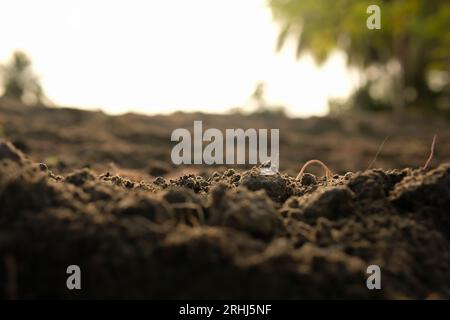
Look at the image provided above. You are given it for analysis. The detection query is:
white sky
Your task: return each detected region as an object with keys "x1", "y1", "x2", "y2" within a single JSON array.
[{"x1": 0, "y1": 0, "x2": 359, "y2": 117}]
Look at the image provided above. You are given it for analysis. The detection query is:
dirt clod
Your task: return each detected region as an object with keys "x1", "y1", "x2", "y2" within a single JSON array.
[
  {"x1": 0, "y1": 140, "x2": 26, "y2": 163},
  {"x1": 0, "y1": 114, "x2": 449, "y2": 299},
  {"x1": 1, "y1": 154, "x2": 450, "y2": 298},
  {"x1": 240, "y1": 167, "x2": 295, "y2": 203}
]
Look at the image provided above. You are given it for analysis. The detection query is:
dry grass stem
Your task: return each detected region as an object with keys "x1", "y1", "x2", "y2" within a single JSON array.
[
  {"x1": 422, "y1": 134, "x2": 437, "y2": 170},
  {"x1": 171, "y1": 203, "x2": 205, "y2": 225},
  {"x1": 296, "y1": 159, "x2": 333, "y2": 182},
  {"x1": 367, "y1": 136, "x2": 389, "y2": 170}
]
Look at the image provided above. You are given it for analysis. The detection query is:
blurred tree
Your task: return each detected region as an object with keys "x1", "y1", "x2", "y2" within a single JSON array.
[
  {"x1": 250, "y1": 82, "x2": 286, "y2": 117},
  {"x1": 0, "y1": 51, "x2": 45, "y2": 105},
  {"x1": 251, "y1": 82, "x2": 268, "y2": 110},
  {"x1": 228, "y1": 82, "x2": 286, "y2": 116},
  {"x1": 269, "y1": 0, "x2": 450, "y2": 114}
]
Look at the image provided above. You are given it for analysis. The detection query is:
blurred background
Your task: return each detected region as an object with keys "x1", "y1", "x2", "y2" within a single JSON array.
[
  {"x1": 0, "y1": 0, "x2": 449, "y2": 176},
  {"x1": 0, "y1": 0, "x2": 361, "y2": 117}
]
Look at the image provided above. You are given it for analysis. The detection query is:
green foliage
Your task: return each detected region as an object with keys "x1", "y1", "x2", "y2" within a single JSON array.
[
  {"x1": 269, "y1": 0, "x2": 450, "y2": 113},
  {"x1": 0, "y1": 51, "x2": 45, "y2": 105}
]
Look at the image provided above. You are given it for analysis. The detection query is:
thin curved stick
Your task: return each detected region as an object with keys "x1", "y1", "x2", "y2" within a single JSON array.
[
  {"x1": 367, "y1": 136, "x2": 389, "y2": 170},
  {"x1": 171, "y1": 203, "x2": 205, "y2": 225},
  {"x1": 422, "y1": 134, "x2": 437, "y2": 170},
  {"x1": 296, "y1": 159, "x2": 333, "y2": 182}
]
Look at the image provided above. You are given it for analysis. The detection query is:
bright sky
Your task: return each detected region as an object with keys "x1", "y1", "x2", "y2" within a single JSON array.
[{"x1": 0, "y1": 0, "x2": 359, "y2": 117}]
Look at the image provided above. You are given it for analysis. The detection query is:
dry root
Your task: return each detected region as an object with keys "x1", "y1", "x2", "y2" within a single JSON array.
[
  {"x1": 422, "y1": 134, "x2": 437, "y2": 170},
  {"x1": 171, "y1": 203, "x2": 205, "y2": 225},
  {"x1": 367, "y1": 136, "x2": 389, "y2": 170},
  {"x1": 296, "y1": 159, "x2": 333, "y2": 182}
]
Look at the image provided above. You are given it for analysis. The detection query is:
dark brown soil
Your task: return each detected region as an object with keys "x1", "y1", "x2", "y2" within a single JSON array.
[
  {"x1": 0, "y1": 102, "x2": 449, "y2": 299},
  {"x1": 2, "y1": 102, "x2": 450, "y2": 177}
]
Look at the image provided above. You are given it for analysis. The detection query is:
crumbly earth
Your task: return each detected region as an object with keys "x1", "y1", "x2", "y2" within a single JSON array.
[
  {"x1": 2, "y1": 102, "x2": 450, "y2": 178},
  {"x1": 1, "y1": 140, "x2": 449, "y2": 299}
]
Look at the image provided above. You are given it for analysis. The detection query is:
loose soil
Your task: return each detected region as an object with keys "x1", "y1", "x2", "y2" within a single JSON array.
[{"x1": 0, "y1": 102, "x2": 449, "y2": 299}]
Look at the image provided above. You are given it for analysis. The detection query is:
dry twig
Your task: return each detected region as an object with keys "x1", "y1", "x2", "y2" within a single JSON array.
[
  {"x1": 296, "y1": 159, "x2": 333, "y2": 182},
  {"x1": 422, "y1": 134, "x2": 437, "y2": 170},
  {"x1": 367, "y1": 136, "x2": 389, "y2": 170},
  {"x1": 171, "y1": 203, "x2": 205, "y2": 225}
]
